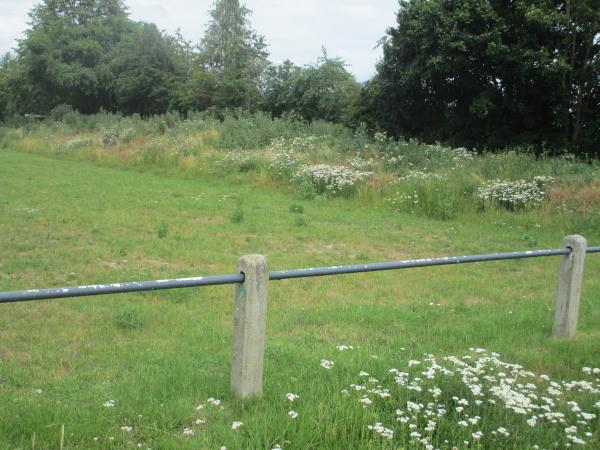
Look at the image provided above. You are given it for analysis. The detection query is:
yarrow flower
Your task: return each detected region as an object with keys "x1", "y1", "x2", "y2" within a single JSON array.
[
  {"x1": 359, "y1": 396, "x2": 373, "y2": 406},
  {"x1": 320, "y1": 359, "x2": 334, "y2": 370},
  {"x1": 297, "y1": 164, "x2": 372, "y2": 194},
  {"x1": 472, "y1": 431, "x2": 483, "y2": 440},
  {"x1": 336, "y1": 345, "x2": 354, "y2": 351},
  {"x1": 367, "y1": 423, "x2": 394, "y2": 440},
  {"x1": 231, "y1": 421, "x2": 244, "y2": 430},
  {"x1": 288, "y1": 410, "x2": 298, "y2": 419},
  {"x1": 286, "y1": 393, "x2": 300, "y2": 402}
]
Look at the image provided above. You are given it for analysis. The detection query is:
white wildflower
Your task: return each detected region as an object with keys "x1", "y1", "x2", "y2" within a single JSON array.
[
  {"x1": 336, "y1": 345, "x2": 354, "y2": 351},
  {"x1": 286, "y1": 393, "x2": 299, "y2": 402},
  {"x1": 368, "y1": 423, "x2": 394, "y2": 440},
  {"x1": 320, "y1": 359, "x2": 334, "y2": 370}
]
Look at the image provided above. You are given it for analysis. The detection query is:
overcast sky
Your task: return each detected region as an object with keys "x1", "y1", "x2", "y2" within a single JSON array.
[{"x1": 0, "y1": 0, "x2": 399, "y2": 81}]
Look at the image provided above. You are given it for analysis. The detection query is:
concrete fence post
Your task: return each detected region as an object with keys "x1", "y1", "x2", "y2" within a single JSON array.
[
  {"x1": 231, "y1": 254, "x2": 269, "y2": 399},
  {"x1": 552, "y1": 235, "x2": 587, "y2": 338}
]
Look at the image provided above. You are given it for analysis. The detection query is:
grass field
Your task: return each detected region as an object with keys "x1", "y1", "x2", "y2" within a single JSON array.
[{"x1": 1, "y1": 148, "x2": 600, "y2": 449}]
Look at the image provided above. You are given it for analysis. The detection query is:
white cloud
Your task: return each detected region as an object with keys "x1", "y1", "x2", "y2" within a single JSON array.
[{"x1": 0, "y1": 0, "x2": 398, "y2": 81}]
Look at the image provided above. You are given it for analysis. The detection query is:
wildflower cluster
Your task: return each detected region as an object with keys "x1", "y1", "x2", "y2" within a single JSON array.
[
  {"x1": 215, "y1": 151, "x2": 262, "y2": 173},
  {"x1": 297, "y1": 164, "x2": 373, "y2": 195},
  {"x1": 348, "y1": 156, "x2": 375, "y2": 172},
  {"x1": 422, "y1": 144, "x2": 474, "y2": 167},
  {"x1": 336, "y1": 348, "x2": 599, "y2": 448},
  {"x1": 478, "y1": 176, "x2": 554, "y2": 210},
  {"x1": 55, "y1": 137, "x2": 92, "y2": 153},
  {"x1": 268, "y1": 135, "x2": 321, "y2": 153},
  {"x1": 266, "y1": 147, "x2": 303, "y2": 179},
  {"x1": 398, "y1": 170, "x2": 444, "y2": 182}
]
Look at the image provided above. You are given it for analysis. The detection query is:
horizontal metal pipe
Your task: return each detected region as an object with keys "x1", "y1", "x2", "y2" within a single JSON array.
[
  {"x1": 2, "y1": 245, "x2": 599, "y2": 304},
  {"x1": 0, "y1": 274, "x2": 244, "y2": 303},
  {"x1": 268, "y1": 248, "x2": 572, "y2": 281}
]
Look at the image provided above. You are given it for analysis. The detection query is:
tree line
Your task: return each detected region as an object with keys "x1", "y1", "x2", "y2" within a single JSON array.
[{"x1": 0, "y1": 0, "x2": 598, "y2": 155}]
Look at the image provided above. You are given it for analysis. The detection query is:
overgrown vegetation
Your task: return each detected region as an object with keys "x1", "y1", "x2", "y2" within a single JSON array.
[{"x1": 2, "y1": 111, "x2": 598, "y2": 225}]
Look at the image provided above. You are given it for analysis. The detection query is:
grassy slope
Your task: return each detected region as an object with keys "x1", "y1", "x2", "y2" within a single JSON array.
[{"x1": 1, "y1": 149, "x2": 599, "y2": 449}]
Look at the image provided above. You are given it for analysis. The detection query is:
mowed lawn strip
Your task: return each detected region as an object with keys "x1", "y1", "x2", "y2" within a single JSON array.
[{"x1": 1, "y1": 149, "x2": 599, "y2": 449}]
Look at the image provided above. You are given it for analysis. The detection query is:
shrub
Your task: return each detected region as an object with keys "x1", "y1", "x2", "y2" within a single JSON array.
[
  {"x1": 48, "y1": 104, "x2": 75, "y2": 122},
  {"x1": 101, "y1": 128, "x2": 119, "y2": 147}
]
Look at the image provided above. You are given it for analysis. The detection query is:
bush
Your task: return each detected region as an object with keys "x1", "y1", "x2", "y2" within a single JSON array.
[
  {"x1": 48, "y1": 104, "x2": 76, "y2": 122},
  {"x1": 101, "y1": 128, "x2": 119, "y2": 147}
]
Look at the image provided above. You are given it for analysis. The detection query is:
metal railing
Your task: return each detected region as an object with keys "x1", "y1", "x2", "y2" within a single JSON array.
[
  {"x1": 2, "y1": 246, "x2": 598, "y2": 304},
  {"x1": 0, "y1": 235, "x2": 598, "y2": 399}
]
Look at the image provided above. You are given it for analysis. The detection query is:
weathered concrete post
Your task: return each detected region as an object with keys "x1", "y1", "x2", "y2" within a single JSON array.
[
  {"x1": 552, "y1": 235, "x2": 587, "y2": 338},
  {"x1": 231, "y1": 254, "x2": 269, "y2": 399}
]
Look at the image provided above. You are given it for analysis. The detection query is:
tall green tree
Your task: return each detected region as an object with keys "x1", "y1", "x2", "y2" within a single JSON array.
[
  {"x1": 289, "y1": 51, "x2": 360, "y2": 124},
  {"x1": 110, "y1": 23, "x2": 185, "y2": 115},
  {"x1": 261, "y1": 60, "x2": 301, "y2": 118},
  {"x1": 0, "y1": 53, "x2": 20, "y2": 120},
  {"x1": 17, "y1": 0, "x2": 132, "y2": 114},
  {"x1": 263, "y1": 52, "x2": 360, "y2": 124},
  {"x1": 199, "y1": 0, "x2": 269, "y2": 110},
  {"x1": 372, "y1": 0, "x2": 600, "y2": 153}
]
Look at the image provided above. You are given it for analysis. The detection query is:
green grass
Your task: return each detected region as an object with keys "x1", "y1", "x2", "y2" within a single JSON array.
[{"x1": 1, "y1": 149, "x2": 599, "y2": 449}]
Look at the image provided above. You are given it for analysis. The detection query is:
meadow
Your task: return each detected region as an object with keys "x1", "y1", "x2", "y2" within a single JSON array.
[{"x1": 1, "y1": 113, "x2": 600, "y2": 449}]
